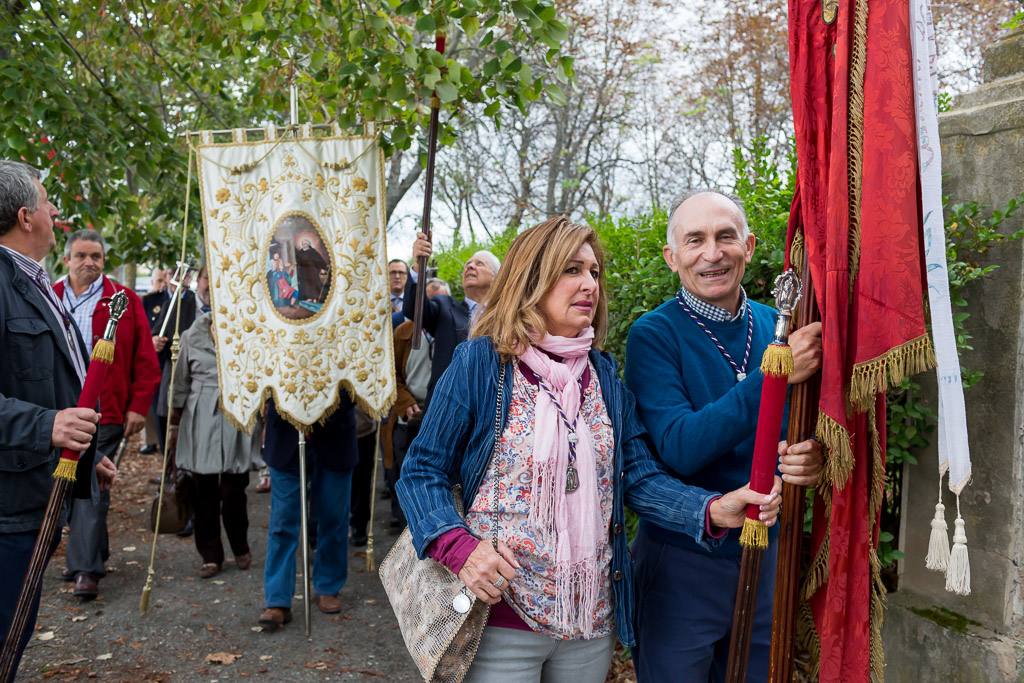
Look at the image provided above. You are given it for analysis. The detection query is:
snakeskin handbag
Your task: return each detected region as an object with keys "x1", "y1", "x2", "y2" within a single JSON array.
[{"x1": 379, "y1": 364, "x2": 506, "y2": 683}]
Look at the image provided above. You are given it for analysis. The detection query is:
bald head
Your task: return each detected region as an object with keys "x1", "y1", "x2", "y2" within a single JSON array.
[{"x1": 667, "y1": 191, "x2": 749, "y2": 251}]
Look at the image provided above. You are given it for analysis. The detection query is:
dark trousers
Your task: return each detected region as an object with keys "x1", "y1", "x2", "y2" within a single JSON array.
[
  {"x1": 191, "y1": 472, "x2": 250, "y2": 565},
  {"x1": 631, "y1": 527, "x2": 777, "y2": 683},
  {"x1": 349, "y1": 432, "x2": 376, "y2": 534},
  {"x1": 386, "y1": 418, "x2": 421, "y2": 526},
  {"x1": 0, "y1": 529, "x2": 61, "y2": 682},
  {"x1": 65, "y1": 424, "x2": 123, "y2": 578}
]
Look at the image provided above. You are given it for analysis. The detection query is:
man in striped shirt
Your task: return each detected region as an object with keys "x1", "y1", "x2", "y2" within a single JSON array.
[{"x1": 0, "y1": 160, "x2": 107, "y2": 676}]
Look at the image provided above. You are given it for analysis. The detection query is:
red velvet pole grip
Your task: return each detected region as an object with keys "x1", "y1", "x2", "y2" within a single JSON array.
[
  {"x1": 58, "y1": 361, "x2": 112, "y2": 464},
  {"x1": 746, "y1": 373, "x2": 788, "y2": 521}
]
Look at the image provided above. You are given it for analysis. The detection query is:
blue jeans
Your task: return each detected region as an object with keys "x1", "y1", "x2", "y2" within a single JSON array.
[
  {"x1": 0, "y1": 529, "x2": 61, "y2": 682},
  {"x1": 263, "y1": 465, "x2": 352, "y2": 609},
  {"x1": 632, "y1": 527, "x2": 778, "y2": 683}
]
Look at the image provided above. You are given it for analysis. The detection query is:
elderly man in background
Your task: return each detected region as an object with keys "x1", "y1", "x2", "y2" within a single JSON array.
[
  {"x1": 52, "y1": 229, "x2": 158, "y2": 598},
  {"x1": 403, "y1": 234, "x2": 500, "y2": 403},
  {"x1": 53, "y1": 229, "x2": 160, "y2": 600},
  {"x1": 625, "y1": 191, "x2": 824, "y2": 682},
  {"x1": 0, "y1": 161, "x2": 107, "y2": 676}
]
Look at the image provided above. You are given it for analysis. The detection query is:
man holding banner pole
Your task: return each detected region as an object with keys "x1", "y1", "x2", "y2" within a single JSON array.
[{"x1": 625, "y1": 190, "x2": 824, "y2": 682}]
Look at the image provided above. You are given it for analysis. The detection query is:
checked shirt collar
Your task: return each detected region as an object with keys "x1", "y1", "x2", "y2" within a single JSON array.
[{"x1": 677, "y1": 285, "x2": 748, "y2": 323}]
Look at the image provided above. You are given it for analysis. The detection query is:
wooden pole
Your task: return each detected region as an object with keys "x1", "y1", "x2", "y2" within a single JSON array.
[
  {"x1": 725, "y1": 545, "x2": 765, "y2": 683},
  {"x1": 410, "y1": 33, "x2": 446, "y2": 350},
  {"x1": 768, "y1": 261, "x2": 821, "y2": 682}
]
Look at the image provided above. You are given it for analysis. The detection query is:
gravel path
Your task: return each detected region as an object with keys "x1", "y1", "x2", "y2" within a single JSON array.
[{"x1": 17, "y1": 445, "x2": 419, "y2": 682}]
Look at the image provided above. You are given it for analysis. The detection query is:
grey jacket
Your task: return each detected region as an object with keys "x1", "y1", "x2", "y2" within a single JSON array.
[
  {"x1": 171, "y1": 313, "x2": 259, "y2": 474},
  {"x1": 0, "y1": 250, "x2": 91, "y2": 532}
]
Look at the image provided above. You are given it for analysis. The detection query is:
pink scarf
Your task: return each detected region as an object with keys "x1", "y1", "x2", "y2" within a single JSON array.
[{"x1": 518, "y1": 327, "x2": 603, "y2": 638}]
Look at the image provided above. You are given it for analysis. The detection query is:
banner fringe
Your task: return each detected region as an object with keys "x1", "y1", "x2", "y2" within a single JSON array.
[
  {"x1": 760, "y1": 343, "x2": 795, "y2": 378},
  {"x1": 817, "y1": 412, "x2": 854, "y2": 489},
  {"x1": 739, "y1": 518, "x2": 769, "y2": 549},
  {"x1": 847, "y1": 0, "x2": 869, "y2": 292},
  {"x1": 90, "y1": 338, "x2": 116, "y2": 364},
  {"x1": 52, "y1": 458, "x2": 78, "y2": 481},
  {"x1": 802, "y1": 536, "x2": 830, "y2": 602},
  {"x1": 849, "y1": 334, "x2": 936, "y2": 411}
]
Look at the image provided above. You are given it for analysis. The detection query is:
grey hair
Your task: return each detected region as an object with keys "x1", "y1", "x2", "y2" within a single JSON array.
[
  {"x1": 426, "y1": 277, "x2": 450, "y2": 294},
  {"x1": 0, "y1": 161, "x2": 42, "y2": 237},
  {"x1": 470, "y1": 250, "x2": 501, "y2": 274},
  {"x1": 665, "y1": 190, "x2": 749, "y2": 250},
  {"x1": 64, "y1": 228, "x2": 107, "y2": 258}
]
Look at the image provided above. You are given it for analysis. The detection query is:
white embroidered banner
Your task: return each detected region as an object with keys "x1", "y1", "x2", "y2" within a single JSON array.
[
  {"x1": 910, "y1": 0, "x2": 971, "y2": 493},
  {"x1": 195, "y1": 127, "x2": 395, "y2": 430}
]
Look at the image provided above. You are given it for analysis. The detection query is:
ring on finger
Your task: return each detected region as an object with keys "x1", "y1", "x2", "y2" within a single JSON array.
[{"x1": 492, "y1": 576, "x2": 507, "y2": 590}]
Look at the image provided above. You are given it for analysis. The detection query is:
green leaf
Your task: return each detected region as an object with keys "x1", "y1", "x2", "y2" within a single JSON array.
[
  {"x1": 415, "y1": 14, "x2": 436, "y2": 33},
  {"x1": 460, "y1": 15, "x2": 479, "y2": 38},
  {"x1": 435, "y1": 80, "x2": 458, "y2": 103}
]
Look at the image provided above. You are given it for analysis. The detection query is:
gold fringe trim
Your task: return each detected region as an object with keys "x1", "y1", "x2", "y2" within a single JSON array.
[
  {"x1": 53, "y1": 457, "x2": 78, "y2": 481},
  {"x1": 90, "y1": 338, "x2": 115, "y2": 364},
  {"x1": 847, "y1": 0, "x2": 869, "y2": 293},
  {"x1": 817, "y1": 412, "x2": 854, "y2": 489},
  {"x1": 849, "y1": 334, "x2": 936, "y2": 411},
  {"x1": 802, "y1": 536, "x2": 830, "y2": 602},
  {"x1": 869, "y1": 548, "x2": 888, "y2": 682},
  {"x1": 760, "y1": 343, "x2": 794, "y2": 378},
  {"x1": 739, "y1": 518, "x2": 769, "y2": 549},
  {"x1": 796, "y1": 600, "x2": 821, "y2": 681},
  {"x1": 868, "y1": 400, "x2": 885, "y2": 522}
]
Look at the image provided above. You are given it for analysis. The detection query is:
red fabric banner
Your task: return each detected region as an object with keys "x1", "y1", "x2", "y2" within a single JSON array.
[{"x1": 787, "y1": 0, "x2": 934, "y2": 680}]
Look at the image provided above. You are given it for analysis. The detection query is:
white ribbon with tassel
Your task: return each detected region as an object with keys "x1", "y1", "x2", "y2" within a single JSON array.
[{"x1": 910, "y1": 0, "x2": 973, "y2": 595}]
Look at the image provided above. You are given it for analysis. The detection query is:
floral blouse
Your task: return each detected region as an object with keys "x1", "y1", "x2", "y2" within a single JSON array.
[{"x1": 465, "y1": 361, "x2": 616, "y2": 640}]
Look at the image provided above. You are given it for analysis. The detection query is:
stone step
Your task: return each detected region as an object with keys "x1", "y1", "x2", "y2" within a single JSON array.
[
  {"x1": 982, "y1": 29, "x2": 1024, "y2": 82},
  {"x1": 939, "y1": 96, "x2": 1024, "y2": 138},
  {"x1": 953, "y1": 73, "x2": 1024, "y2": 111}
]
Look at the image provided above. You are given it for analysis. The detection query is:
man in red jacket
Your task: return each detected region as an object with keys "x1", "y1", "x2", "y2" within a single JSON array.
[{"x1": 53, "y1": 229, "x2": 161, "y2": 600}]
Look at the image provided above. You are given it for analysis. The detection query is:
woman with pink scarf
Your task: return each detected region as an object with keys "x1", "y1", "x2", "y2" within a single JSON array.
[{"x1": 396, "y1": 217, "x2": 781, "y2": 681}]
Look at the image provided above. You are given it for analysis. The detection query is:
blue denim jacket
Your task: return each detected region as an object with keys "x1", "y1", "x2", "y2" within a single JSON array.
[{"x1": 397, "y1": 337, "x2": 721, "y2": 647}]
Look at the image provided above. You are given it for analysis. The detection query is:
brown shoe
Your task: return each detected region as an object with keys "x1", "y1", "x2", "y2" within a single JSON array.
[
  {"x1": 235, "y1": 553, "x2": 252, "y2": 571},
  {"x1": 255, "y1": 476, "x2": 271, "y2": 493},
  {"x1": 198, "y1": 562, "x2": 221, "y2": 579},
  {"x1": 258, "y1": 607, "x2": 292, "y2": 632},
  {"x1": 316, "y1": 594, "x2": 342, "y2": 614},
  {"x1": 73, "y1": 573, "x2": 98, "y2": 601}
]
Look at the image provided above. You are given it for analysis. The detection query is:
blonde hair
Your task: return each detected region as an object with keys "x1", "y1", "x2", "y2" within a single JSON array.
[{"x1": 472, "y1": 217, "x2": 608, "y2": 359}]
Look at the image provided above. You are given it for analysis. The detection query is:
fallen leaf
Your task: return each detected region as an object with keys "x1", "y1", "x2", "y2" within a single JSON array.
[
  {"x1": 259, "y1": 655, "x2": 272, "y2": 662},
  {"x1": 212, "y1": 580, "x2": 225, "y2": 586},
  {"x1": 37, "y1": 631, "x2": 55, "y2": 641},
  {"x1": 303, "y1": 661, "x2": 329, "y2": 670},
  {"x1": 71, "y1": 616, "x2": 88, "y2": 622},
  {"x1": 122, "y1": 546, "x2": 136, "y2": 552},
  {"x1": 250, "y1": 626, "x2": 262, "y2": 633},
  {"x1": 206, "y1": 652, "x2": 241, "y2": 665},
  {"x1": 96, "y1": 653, "x2": 113, "y2": 661}
]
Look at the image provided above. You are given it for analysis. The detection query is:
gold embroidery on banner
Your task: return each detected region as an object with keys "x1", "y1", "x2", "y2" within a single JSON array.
[{"x1": 194, "y1": 133, "x2": 396, "y2": 432}]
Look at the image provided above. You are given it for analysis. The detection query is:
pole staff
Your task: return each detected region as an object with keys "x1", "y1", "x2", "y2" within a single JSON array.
[
  {"x1": 768, "y1": 258, "x2": 820, "y2": 682},
  {"x1": 410, "y1": 32, "x2": 446, "y2": 351},
  {"x1": 725, "y1": 270, "x2": 802, "y2": 682}
]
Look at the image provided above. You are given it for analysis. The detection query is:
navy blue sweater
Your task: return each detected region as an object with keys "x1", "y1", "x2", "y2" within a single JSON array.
[{"x1": 625, "y1": 297, "x2": 782, "y2": 557}]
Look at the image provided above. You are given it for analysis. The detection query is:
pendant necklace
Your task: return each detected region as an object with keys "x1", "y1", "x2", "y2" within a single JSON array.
[
  {"x1": 675, "y1": 290, "x2": 753, "y2": 383},
  {"x1": 537, "y1": 376, "x2": 585, "y2": 493}
]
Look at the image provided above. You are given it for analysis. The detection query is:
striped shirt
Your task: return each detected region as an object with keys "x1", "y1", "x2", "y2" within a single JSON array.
[
  {"x1": 678, "y1": 285, "x2": 749, "y2": 322},
  {"x1": 0, "y1": 245, "x2": 86, "y2": 384},
  {"x1": 59, "y1": 275, "x2": 104, "y2": 355}
]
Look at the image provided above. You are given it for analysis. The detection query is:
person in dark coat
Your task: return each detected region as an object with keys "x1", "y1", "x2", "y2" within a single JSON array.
[
  {"x1": 150, "y1": 273, "x2": 197, "y2": 454},
  {"x1": 402, "y1": 234, "x2": 500, "y2": 403},
  {"x1": 0, "y1": 160, "x2": 110, "y2": 678},
  {"x1": 258, "y1": 395, "x2": 359, "y2": 631},
  {"x1": 294, "y1": 238, "x2": 328, "y2": 302},
  {"x1": 140, "y1": 269, "x2": 169, "y2": 454}
]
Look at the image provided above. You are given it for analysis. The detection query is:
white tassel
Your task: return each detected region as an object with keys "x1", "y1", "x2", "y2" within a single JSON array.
[
  {"x1": 945, "y1": 496, "x2": 971, "y2": 595},
  {"x1": 925, "y1": 502, "x2": 950, "y2": 572}
]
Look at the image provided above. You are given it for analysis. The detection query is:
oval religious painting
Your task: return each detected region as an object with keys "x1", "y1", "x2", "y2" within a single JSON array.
[{"x1": 265, "y1": 212, "x2": 333, "y2": 322}]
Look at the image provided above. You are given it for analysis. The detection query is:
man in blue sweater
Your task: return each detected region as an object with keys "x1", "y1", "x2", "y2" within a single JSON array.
[{"x1": 625, "y1": 191, "x2": 823, "y2": 682}]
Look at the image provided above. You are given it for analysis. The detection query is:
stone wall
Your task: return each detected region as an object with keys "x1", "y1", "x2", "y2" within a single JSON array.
[{"x1": 884, "y1": 29, "x2": 1024, "y2": 683}]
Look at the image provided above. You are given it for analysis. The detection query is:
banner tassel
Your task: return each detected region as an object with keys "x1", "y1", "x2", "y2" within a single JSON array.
[
  {"x1": 945, "y1": 495, "x2": 971, "y2": 595},
  {"x1": 90, "y1": 338, "x2": 116, "y2": 364},
  {"x1": 760, "y1": 342, "x2": 794, "y2": 378},
  {"x1": 739, "y1": 518, "x2": 769, "y2": 549},
  {"x1": 52, "y1": 457, "x2": 78, "y2": 482},
  {"x1": 925, "y1": 474, "x2": 950, "y2": 572}
]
